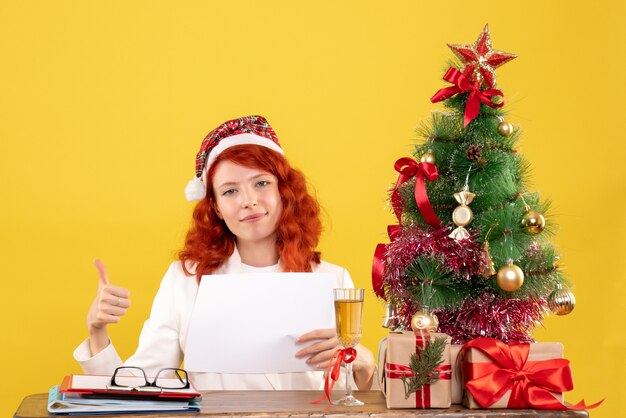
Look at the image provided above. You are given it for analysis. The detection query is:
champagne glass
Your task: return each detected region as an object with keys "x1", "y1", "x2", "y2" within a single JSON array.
[{"x1": 333, "y1": 288, "x2": 364, "y2": 406}]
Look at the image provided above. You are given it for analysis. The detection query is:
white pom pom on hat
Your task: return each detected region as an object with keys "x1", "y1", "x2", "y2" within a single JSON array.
[
  {"x1": 184, "y1": 176, "x2": 207, "y2": 202},
  {"x1": 185, "y1": 115, "x2": 284, "y2": 202}
]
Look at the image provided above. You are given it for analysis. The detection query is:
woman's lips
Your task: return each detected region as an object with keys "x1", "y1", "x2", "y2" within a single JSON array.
[{"x1": 241, "y1": 213, "x2": 266, "y2": 222}]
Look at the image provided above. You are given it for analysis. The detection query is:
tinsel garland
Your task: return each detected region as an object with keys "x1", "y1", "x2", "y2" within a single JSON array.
[
  {"x1": 436, "y1": 293, "x2": 546, "y2": 344},
  {"x1": 381, "y1": 223, "x2": 547, "y2": 344},
  {"x1": 383, "y1": 223, "x2": 486, "y2": 287},
  {"x1": 391, "y1": 293, "x2": 546, "y2": 344}
]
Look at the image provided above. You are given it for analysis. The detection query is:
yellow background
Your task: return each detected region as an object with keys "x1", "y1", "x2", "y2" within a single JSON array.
[{"x1": 1, "y1": 2, "x2": 624, "y2": 417}]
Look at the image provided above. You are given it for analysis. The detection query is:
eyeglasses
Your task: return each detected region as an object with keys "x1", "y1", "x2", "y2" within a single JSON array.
[{"x1": 109, "y1": 367, "x2": 190, "y2": 392}]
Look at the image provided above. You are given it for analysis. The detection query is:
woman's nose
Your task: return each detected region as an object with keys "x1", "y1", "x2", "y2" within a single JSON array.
[{"x1": 241, "y1": 188, "x2": 258, "y2": 208}]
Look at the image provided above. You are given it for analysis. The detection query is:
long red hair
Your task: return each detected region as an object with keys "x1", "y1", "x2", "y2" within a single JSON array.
[{"x1": 179, "y1": 144, "x2": 322, "y2": 280}]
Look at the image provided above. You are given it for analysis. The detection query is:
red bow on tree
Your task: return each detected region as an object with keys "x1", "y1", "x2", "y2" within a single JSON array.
[
  {"x1": 371, "y1": 225, "x2": 401, "y2": 300},
  {"x1": 374, "y1": 158, "x2": 441, "y2": 300},
  {"x1": 430, "y1": 67, "x2": 505, "y2": 127},
  {"x1": 391, "y1": 157, "x2": 441, "y2": 228}
]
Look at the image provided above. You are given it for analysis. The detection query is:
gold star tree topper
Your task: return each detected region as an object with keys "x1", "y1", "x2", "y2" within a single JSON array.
[{"x1": 447, "y1": 24, "x2": 517, "y2": 89}]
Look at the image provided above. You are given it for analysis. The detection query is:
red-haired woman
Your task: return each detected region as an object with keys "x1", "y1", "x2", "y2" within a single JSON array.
[{"x1": 74, "y1": 116, "x2": 376, "y2": 391}]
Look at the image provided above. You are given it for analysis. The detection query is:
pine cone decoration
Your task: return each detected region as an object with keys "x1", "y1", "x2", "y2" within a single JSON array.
[{"x1": 466, "y1": 144, "x2": 483, "y2": 162}]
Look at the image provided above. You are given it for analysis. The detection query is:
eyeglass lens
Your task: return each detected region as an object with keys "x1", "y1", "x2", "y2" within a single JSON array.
[
  {"x1": 112, "y1": 367, "x2": 188, "y2": 389},
  {"x1": 155, "y1": 368, "x2": 189, "y2": 389}
]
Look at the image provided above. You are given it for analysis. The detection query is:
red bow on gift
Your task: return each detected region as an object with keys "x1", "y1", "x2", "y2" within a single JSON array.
[
  {"x1": 312, "y1": 347, "x2": 357, "y2": 404},
  {"x1": 462, "y1": 337, "x2": 603, "y2": 410},
  {"x1": 431, "y1": 67, "x2": 504, "y2": 127}
]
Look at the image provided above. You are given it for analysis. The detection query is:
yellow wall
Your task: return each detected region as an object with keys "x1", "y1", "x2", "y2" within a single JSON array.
[{"x1": 1, "y1": 2, "x2": 623, "y2": 416}]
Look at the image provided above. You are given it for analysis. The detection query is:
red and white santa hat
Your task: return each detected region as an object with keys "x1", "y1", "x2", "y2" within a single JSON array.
[{"x1": 184, "y1": 115, "x2": 284, "y2": 201}]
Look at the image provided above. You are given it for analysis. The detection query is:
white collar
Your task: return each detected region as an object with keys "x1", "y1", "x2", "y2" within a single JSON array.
[{"x1": 219, "y1": 245, "x2": 282, "y2": 274}]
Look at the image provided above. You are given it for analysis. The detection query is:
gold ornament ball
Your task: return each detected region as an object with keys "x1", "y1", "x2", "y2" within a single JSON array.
[
  {"x1": 496, "y1": 263, "x2": 525, "y2": 292},
  {"x1": 420, "y1": 151, "x2": 436, "y2": 164},
  {"x1": 548, "y1": 287, "x2": 576, "y2": 315},
  {"x1": 522, "y1": 210, "x2": 546, "y2": 234},
  {"x1": 498, "y1": 121, "x2": 513, "y2": 136},
  {"x1": 411, "y1": 311, "x2": 439, "y2": 332}
]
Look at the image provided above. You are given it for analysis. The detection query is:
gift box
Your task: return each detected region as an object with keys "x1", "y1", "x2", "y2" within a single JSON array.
[
  {"x1": 379, "y1": 332, "x2": 452, "y2": 409},
  {"x1": 461, "y1": 337, "x2": 569, "y2": 409},
  {"x1": 449, "y1": 344, "x2": 463, "y2": 404}
]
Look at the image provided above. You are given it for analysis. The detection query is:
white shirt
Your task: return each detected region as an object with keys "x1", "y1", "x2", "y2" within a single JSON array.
[{"x1": 74, "y1": 247, "x2": 354, "y2": 390}]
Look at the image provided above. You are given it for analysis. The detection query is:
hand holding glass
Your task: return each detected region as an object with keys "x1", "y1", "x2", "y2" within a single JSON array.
[{"x1": 333, "y1": 288, "x2": 364, "y2": 406}]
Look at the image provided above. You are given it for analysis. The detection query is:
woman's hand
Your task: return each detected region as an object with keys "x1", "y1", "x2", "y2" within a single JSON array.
[
  {"x1": 86, "y1": 259, "x2": 131, "y2": 356},
  {"x1": 295, "y1": 328, "x2": 376, "y2": 390}
]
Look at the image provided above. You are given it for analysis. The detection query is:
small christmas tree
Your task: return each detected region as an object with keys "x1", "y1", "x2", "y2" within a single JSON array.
[{"x1": 373, "y1": 25, "x2": 576, "y2": 344}]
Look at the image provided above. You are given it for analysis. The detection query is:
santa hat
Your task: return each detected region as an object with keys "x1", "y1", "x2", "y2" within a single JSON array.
[{"x1": 184, "y1": 115, "x2": 284, "y2": 201}]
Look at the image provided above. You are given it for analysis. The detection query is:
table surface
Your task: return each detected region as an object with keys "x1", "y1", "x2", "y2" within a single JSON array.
[{"x1": 15, "y1": 391, "x2": 589, "y2": 418}]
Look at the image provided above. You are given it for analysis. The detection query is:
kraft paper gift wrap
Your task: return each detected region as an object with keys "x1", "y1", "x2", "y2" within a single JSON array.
[
  {"x1": 379, "y1": 331, "x2": 452, "y2": 409},
  {"x1": 461, "y1": 339, "x2": 565, "y2": 409},
  {"x1": 450, "y1": 344, "x2": 463, "y2": 404}
]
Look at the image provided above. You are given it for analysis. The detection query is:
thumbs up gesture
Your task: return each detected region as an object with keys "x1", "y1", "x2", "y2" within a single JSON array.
[{"x1": 86, "y1": 259, "x2": 131, "y2": 354}]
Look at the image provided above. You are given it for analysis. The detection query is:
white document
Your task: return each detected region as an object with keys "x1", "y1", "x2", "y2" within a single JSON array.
[{"x1": 184, "y1": 273, "x2": 336, "y2": 373}]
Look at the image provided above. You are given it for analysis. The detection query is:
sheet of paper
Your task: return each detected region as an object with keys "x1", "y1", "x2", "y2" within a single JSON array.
[{"x1": 184, "y1": 273, "x2": 336, "y2": 373}]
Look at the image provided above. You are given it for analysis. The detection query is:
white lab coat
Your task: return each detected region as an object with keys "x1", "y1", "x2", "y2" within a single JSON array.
[{"x1": 74, "y1": 247, "x2": 354, "y2": 390}]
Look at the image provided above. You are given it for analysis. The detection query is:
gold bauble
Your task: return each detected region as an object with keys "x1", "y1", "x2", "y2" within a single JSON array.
[
  {"x1": 522, "y1": 210, "x2": 546, "y2": 234},
  {"x1": 497, "y1": 121, "x2": 513, "y2": 136},
  {"x1": 452, "y1": 205, "x2": 473, "y2": 227},
  {"x1": 420, "y1": 151, "x2": 436, "y2": 165},
  {"x1": 411, "y1": 311, "x2": 439, "y2": 332},
  {"x1": 496, "y1": 263, "x2": 524, "y2": 292},
  {"x1": 548, "y1": 285, "x2": 576, "y2": 315}
]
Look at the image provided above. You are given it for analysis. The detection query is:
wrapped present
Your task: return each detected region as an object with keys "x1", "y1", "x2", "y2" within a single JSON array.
[
  {"x1": 461, "y1": 337, "x2": 602, "y2": 410},
  {"x1": 449, "y1": 344, "x2": 463, "y2": 404},
  {"x1": 379, "y1": 331, "x2": 452, "y2": 409}
]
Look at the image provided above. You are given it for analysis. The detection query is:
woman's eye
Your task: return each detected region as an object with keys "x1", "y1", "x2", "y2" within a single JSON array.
[
  {"x1": 256, "y1": 180, "x2": 270, "y2": 187},
  {"x1": 222, "y1": 188, "x2": 236, "y2": 196}
]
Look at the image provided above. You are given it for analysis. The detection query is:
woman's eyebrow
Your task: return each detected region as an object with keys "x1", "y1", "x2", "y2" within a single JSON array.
[
  {"x1": 216, "y1": 180, "x2": 239, "y2": 189},
  {"x1": 250, "y1": 173, "x2": 271, "y2": 180},
  {"x1": 217, "y1": 174, "x2": 270, "y2": 189}
]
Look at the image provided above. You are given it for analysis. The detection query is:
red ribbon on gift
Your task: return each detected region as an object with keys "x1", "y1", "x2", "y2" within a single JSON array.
[
  {"x1": 384, "y1": 335, "x2": 450, "y2": 408},
  {"x1": 312, "y1": 347, "x2": 357, "y2": 404},
  {"x1": 385, "y1": 363, "x2": 452, "y2": 408},
  {"x1": 462, "y1": 337, "x2": 603, "y2": 410},
  {"x1": 391, "y1": 157, "x2": 441, "y2": 228},
  {"x1": 371, "y1": 225, "x2": 401, "y2": 300},
  {"x1": 386, "y1": 363, "x2": 451, "y2": 379},
  {"x1": 430, "y1": 67, "x2": 505, "y2": 127}
]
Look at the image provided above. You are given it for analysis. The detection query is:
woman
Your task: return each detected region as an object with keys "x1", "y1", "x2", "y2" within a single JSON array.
[{"x1": 74, "y1": 115, "x2": 376, "y2": 391}]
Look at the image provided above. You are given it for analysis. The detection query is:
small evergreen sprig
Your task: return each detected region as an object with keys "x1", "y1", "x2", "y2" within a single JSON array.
[{"x1": 401, "y1": 336, "x2": 448, "y2": 399}]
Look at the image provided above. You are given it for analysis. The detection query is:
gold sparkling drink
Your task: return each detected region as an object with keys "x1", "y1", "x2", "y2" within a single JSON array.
[
  {"x1": 332, "y1": 288, "x2": 365, "y2": 407},
  {"x1": 334, "y1": 299, "x2": 363, "y2": 347}
]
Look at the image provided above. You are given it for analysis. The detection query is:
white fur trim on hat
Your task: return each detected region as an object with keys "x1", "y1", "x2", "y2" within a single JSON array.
[{"x1": 185, "y1": 133, "x2": 285, "y2": 202}]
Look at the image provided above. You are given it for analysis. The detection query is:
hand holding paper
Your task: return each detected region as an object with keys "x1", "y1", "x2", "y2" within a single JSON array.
[{"x1": 295, "y1": 328, "x2": 341, "y2": 368}]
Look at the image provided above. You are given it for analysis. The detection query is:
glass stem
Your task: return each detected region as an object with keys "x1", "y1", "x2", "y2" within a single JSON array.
[{"x1": 345, "y1": 361, "x2": 354, "y2": 398}]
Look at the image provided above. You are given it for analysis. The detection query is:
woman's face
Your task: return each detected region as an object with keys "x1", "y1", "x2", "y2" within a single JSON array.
[{"x1": 211, "y1": 160, "x2": 283, "y2": 247}]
